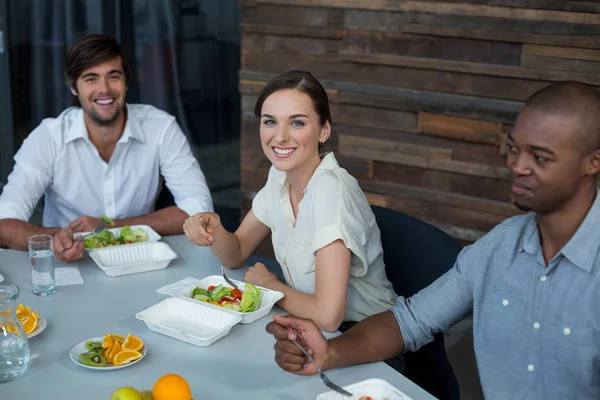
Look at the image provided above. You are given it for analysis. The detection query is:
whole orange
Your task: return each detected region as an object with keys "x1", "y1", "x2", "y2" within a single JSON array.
[{"x1": 152, "y1": 374, "x2": 192, "y2": 400}]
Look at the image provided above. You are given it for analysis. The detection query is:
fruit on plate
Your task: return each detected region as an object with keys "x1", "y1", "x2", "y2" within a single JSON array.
[
  {"x1": 122, "y1": 333, "x2": 144, "y2": 351},
  {"x1": 79, "y1": 333, "x2": 144, "y2": 367},
  {"x1": 110, "y1": 386, "x2": 143, "y2": 400},
  {"x1": 152, "y1": 373, "x2": 192, "y2": 400},
  {"x1": 16, "y1": 303, "x2": 40, "y2": 334},
  {"x1": 79, "y1": 351, "x2": 108, "y2": 367}
]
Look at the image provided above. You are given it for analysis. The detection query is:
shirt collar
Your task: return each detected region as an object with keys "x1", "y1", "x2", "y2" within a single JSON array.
[
  {"x1": 521, "y1": 188, "x2": 600, "y2": 272},
  {"x1": 65, "y1": 104, "x2": 145, "y2": 144},
  {"x1": 560, "y1": 189, "x2": 600, "y2": 272},
  {"x1": 279, "y1": 152, "x2": 338, "y2": 197}
]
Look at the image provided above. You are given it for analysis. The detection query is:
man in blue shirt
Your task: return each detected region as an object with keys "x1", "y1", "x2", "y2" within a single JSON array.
[{"x1": 266, "y1": 81, "x2": 600, "y2": 399}]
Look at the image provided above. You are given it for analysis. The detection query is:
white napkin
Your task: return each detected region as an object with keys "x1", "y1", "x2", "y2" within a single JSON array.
[
  {"x1": 55, "y1": 267, "x2": 84, "y2": 286},
  {"x1": 156, "y1": 277, "x2": 202, "y2": 297}
]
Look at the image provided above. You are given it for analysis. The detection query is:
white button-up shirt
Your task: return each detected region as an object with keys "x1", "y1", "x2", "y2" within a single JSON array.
[
  {"x1": 0, "y1": 104, "x2": 213, "y2": 227},
  {"x1": 252, "y1": 152, "x2": 398, "y2": 323}
]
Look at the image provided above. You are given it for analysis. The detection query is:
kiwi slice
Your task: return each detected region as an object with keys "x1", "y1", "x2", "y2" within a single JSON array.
[
  {"x1": 85, "y1": 341, "x2": 103, "y2": 351},
  {"x1": 79, "y1": 351, "x2": 108, "y2": 367}
]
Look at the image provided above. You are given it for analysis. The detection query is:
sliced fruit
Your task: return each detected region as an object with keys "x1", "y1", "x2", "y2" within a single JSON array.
[
  {"x1": 16, "y1": 304, "x2": 30, "y2": 317},
  {"x1": 102, "y1": 334, "x2": 115, "y2": 349},
  {"x1": 79, "y1": 351, "x2": 108, "y2": 367},
  {"x1": 122, "y1": 334, "x2": 144, "y2": 351},
  {"x1": 85, "y1": 341, "x2": 103, "y2": 351},
  {"x1": 112, "y1": 350, "x2": 142, "y2": 366},
  {"x1": 20, "y1": 313, "x2": 38, "y2": 334},
  {"x1": 106, "y1": 333, "x2": 126, "y2": 344},
  {"x1": 106, "y1": 340, "x2": 122, "y2": 364}
]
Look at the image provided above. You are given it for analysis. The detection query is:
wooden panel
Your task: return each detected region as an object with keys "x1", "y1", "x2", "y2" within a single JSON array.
[
  {"x1": 402, "y1": 25, "x2": 600, "y2": 50},
  {"x1": 240, "y1": 22, "x2": 341, "y2": 39},
  {"x1": 418, "y1": 112, "x2": 503, "y2": 145},
  {"x1": 523, "y1": 44, "x2": 600, "y2": 62},
  {"x1": 330, "y1": 104, "x2": 418, "y2": 132},
  {"x1": 339, "y1": 135, "x2": 509, "y2": 180},
  {"x1": 521, "y1": 54, "x2": 600, "y2": 75},
  {"x1": 336, "y1": 155, "x2": 372, "y2": 180},
  {"x1": 343, "y1": 31, "x2": 522, "y2": 65},
  {"x1": 344, "y1": 9, "x2": 600, "y2": 35},
  {"x1": 243, "y1": 34, "x2": 341, "y2": 56},
  {"x1": 340, "y1": 51, "x2": 600, "y2": 87},
  {"x1": 373, "y1": 162, "x2": 512, "y2": 203},
  {"x1": 242, "y1": 4, "x2": 343, "y2": 27},
  {"x1": 259, "y1": 1, "x2": 600, "y2": 24}
]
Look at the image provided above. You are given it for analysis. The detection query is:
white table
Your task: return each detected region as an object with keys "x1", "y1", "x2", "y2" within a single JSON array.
[{"x1": 0, "y1": 235, "x2": 436, "y2": 399}]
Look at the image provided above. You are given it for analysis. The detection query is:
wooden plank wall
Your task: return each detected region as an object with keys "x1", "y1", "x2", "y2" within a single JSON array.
[{"x1": 239, "y1": 0, "x2": 600, "y2": 251}]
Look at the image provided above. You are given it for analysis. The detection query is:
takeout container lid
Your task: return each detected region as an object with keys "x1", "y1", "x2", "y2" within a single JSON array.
[{"x1": 135, "y1": 297, "x2": 241, "y2": 347}]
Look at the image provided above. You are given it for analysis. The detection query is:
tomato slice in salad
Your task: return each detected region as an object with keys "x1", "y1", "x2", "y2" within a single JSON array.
[
  {"x1": 208, "y1": 285, "x2": 216, "y2": 291},
  {"x1": 231, "y1": 288, "x2": 243, "y2": 299}
]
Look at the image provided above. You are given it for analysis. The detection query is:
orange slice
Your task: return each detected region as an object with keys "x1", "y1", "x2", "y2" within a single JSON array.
[
  {"x1": 108, "y1": 340, "x2": 122, "y2": 364},
  {"x1": 16, "y1": 304, "x2": 31, "y2": 318},
  {"x1": 102, "y1": 334, "x2": 115, "y2": 349},
  {"x1": 20, "y1": 313, "x2": 38, "y2": 334},
  {"x1": 122, "y1": 334, "x2": 144, "y2": 351},
  {"x1": 106, "y1": 333, "x2": 126, "y2": 344},
  {"x1": 1, "y1": 323, "x2": 20, "y2": 335},
  {"x1": 112, "y1": 350, "x2": 142, "y2": 366}
]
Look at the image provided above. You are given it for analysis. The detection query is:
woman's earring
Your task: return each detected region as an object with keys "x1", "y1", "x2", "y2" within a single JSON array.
[{"x1": 319, "y1": 141, "x2": 326, "y2": 148}]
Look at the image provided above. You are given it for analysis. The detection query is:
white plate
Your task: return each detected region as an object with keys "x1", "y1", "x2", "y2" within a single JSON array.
[
  {"x1": 135, "y1": 297, "x2": 242, "y2": 347},
  {"x1": 316, "y1": 378, "x2": 413, "y2": 400},
  {"x1": 69, "y1": 336, "x2": 147, "y2": 370},
  {"x1": 27, "y1": 315, "x2": 47, "y2": 339},
  {"x1": 73, "y1": 225, "x2": 161, "y2": 252},
  {"x1": 90, "y1": 242, "x2": 178, "y2": 277},
  {"x1": 177, "y1": 275, "x2": 284, "y2": 324}
]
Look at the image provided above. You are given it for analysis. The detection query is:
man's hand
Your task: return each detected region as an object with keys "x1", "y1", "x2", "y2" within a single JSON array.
[
  {"x1": 69, "y1": 216, "x2": 101, "y2": 233},
  {"x1": 266, "y1": 314, "x2": 330, "y2": 375},
  {"x1": 53, "y1": 228, "x2": 84, "y2": 263}
]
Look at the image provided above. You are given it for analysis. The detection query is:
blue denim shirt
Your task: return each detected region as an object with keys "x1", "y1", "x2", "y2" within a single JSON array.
[{"x1": 391, "y1": 190, "x2": 600, "y2": 399}]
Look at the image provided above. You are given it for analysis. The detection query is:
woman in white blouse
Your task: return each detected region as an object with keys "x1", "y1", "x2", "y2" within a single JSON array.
[{"x1": 183, "y1": 70, "x2": 397, "y2": 332}]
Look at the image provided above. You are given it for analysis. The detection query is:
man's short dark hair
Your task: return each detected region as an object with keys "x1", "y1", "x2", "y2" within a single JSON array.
[{"x1": 64, "y1": 34, "x2": 131, "y2": 107}]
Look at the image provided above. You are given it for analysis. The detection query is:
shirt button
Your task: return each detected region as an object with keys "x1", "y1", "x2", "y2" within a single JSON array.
[
  {"x1": 502, "y1": 299, "x2": 509, "y2": 306},
  {"x1": 528, "y1": 364, "x2": 535, "y2": 372},
  {"x1": 563, "y1": 327, "x2": 571, "y2": 336},
  {"x1": 533, "y1": 322, "x2": 540, "y2": 330},
  {"x1": 540, "y1": 276, "x2": 547, "y2": 282}
]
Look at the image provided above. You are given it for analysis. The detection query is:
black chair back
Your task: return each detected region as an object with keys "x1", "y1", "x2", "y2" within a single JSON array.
[{"x1": 372, "y1": 205, "x2": 462, "y2": 400}]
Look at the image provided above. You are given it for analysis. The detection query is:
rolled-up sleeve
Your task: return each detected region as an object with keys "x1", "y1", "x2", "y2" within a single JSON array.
[
  {"x1": 158, "y1": 119, "x2": 214, "y2": 216},
  {"x1": 0, "y1": 126, "x2": 54, "y2": 222},
  {"x1": 390, "y1": 247, "x2": 474, "y2": 352}
]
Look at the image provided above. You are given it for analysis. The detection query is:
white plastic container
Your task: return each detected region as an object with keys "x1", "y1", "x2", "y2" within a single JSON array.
[
  {"x1": 74, "y1": 224, "x2": 161, "y2": 252},
  {"x1": 90, "y1": 242, "x2": 178, "y2": 277},
  {"x1": 135, "y1": 297, "x2": 242, "y2": 347},
  {"x1": 177, "y1": 275, "x2": 284, "y2": 324},
  {"x1": 316, "y1": 378, "x2": 413, "y2": 400}
]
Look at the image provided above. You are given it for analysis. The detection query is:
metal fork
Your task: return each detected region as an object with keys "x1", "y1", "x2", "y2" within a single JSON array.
[
  {"x1": 199, "y1": 215, "x2": 238, "y2": 290},
  {"x1": 293, "y1": 340, "x2": 354, "y2": 398},
  {"x1": 59, "y1": 221, "x2": 106, "y2": 254}
]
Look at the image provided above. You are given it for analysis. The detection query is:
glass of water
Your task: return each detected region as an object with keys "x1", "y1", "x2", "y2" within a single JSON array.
[{"x1": 28, "y1": 235, "x2": 56, "y2": 296}]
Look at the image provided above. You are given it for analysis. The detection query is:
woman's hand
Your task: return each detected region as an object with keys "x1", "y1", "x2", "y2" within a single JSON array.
[
  {"x1": 183, "y1": 212, "x2": 222, "y2": 246},
  {"x1": 244, "y1": 262, "x2": 279, "y2": 288}
]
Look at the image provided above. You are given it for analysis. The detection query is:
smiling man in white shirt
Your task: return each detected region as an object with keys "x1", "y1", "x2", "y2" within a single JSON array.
[{"x1": 0, "y1": 34, "x2": 213, "y2": 261}]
